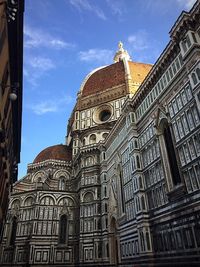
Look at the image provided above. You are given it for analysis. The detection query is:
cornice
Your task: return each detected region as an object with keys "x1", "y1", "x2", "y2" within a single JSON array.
[
  {"x1": 170, "y1": 0, "x2": 200, "y2": 40},
  {"x1": 131, "y1": 40, "x2": 180, "y2": 110},
  {"x1": 28, "y1": 159, "x2": 72, "y2": 171},
  {"x1": 72, "y1": 124, "x2": 113, "y2": 138},
  {"x1": 79, "y1": 144, "x2": 99, "y2": 154},
  {"x1": 130, "y1": 3, "x2": 200, "y2": 110},
  {"x1": 76, "y1": 83, "x2": 126, "y2": 111}
]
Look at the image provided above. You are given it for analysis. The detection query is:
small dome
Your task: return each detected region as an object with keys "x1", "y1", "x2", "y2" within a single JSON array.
[{"x1": 33, "y1": 145, "x2": 72, "y2": 163}]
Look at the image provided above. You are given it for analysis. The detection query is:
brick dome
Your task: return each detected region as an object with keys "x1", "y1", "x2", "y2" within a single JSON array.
[
  {"x1": 81, "y1": 61, "x2": 125, "y2": 97},
  {"x1": 33, "y1": 145, "x2": 72, "y2": 163},
  {"x1": 79, "y1": 43, "x2": 152, "y2": 98},
  {"x1": 80, "y1": 61, "x2": 152, "y2": 97}
]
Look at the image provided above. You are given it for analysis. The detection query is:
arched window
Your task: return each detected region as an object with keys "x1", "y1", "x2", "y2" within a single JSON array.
[
  {"x1": 134, "y1": 140, "x2": 138, "y2": 148},
  {"x1": 141, "y1": 196, "x2": 146, "y2": 210},
  {"x1": 106, "y1": 243, "x2": 109, "y2": 257},
  {"x1": 83, "y1": 192, "x2": 94, "y2": 203},
  {"x1": 98, "y1": 219, "x2": 101, "y2": 230},
  {"x1": 98, "y1": 242, "x2": 102, "y2": 258},
  {"x1": 59, "y1": 215, "x2": 68, "y2": 244},
  {"x1": 89, "y1": 134, "x2": 96, "y2": 144},
  {"x1": 59, "y1": 176, "x2": 65, "y2": 190},
  {"x1": 118, "y1": 165, "x2": 125, "y2": 213},
  {"x1": 105, "y1": 203, "x2": 108, "y2": 212},
  {"x1": 192, "y1": 72, "x2": 198, "y2": 85},
  {"x1": 40, "y1": 196, "x2": 55, "y2": 206},
  {"x1": 136, "y1": 196, "x2": 141, "y2": 211},
  {"x1": 82, "y1": 138, "x2": 86, "y2": 146},
  {"x1": 140, "y1": 231, "x2": 145, "y2": 251},
  {"x1": 97, "y1": 203, "x2": 101, "y2": 214},
  {"x1": 163, "y1": 122, "x2": 181, "y2": 185},
  {"x1": 136, "y1": 155, "x2": 140, "y2": 169},
  {"x1": 104, "y1": 186, "x2": 107, "y2": 197},
  {"x1": 11, "y1": 199, "x2": 20, "y2": 209},
  {"x1": 131, "y1": 156, "x2": 135, "y2": 172},
  {"x1": 102, "y1": 132, "x2": 108, "y2": 140},
  {"x1": 24, "y1": 197, "x2": 33, "y2": 207},
  {"x1": 182, "y1": 40, "x2": 187, "y2": 53},
  {"x1": 139, "y1": 176, "x2": 143, "y2": 188},
  {"x1": 85, "y1": 156, "x2": 94, "y2": 166},
  {"x1": 146, "y1": 232, "x2": 151, "y2": 250},
  {"x1": 196, "y1": 68, "x2": 200, "y2": 80},
  {"x1": 10, "y1": 217, "x2": 17, "y2": 246}
]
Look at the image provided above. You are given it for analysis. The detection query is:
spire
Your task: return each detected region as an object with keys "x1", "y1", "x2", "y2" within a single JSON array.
[{"x1": 113, "y1": 41, "x2": 131, "y2": 63}]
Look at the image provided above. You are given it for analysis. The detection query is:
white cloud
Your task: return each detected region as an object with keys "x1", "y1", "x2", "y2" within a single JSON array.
[
  {"x1": 24, "y1": 26, "x2": 75, "y2": 49},
  {"x1": 69, "y1": 0, "x2": 107, "y2": 20},
  {"x1": 28, "y1": 57, "x2": 55, "y2": 71},
  {"x1": 79, "y1": 48, "x2": 113, "y2": 65},
  {"x1": 106, "y1": 0, "x2": 126, "y2": 17},
  {"x1": 176, "y1": 0, "x2": 196, "y2": 10},
  {"x1": 128, "y1": 30, "x2": 149, "y2": 51},
  {"x1": 29, "y1": 96, "x2": 74, "y2": 115},
  {"x1": 31, "y1": 101, "x2": 58, "y2": 115},
  {"x1": 126, "y1": 30, "x2": 162, "y2": 63},
  {"x1": 24, "y1": 69, "x2": 42, "y2": 87},
  {"x1": 143, "y1": 0, "x2": 196, "y2": 15},
  {"x1": 24, "y1": 55, "x2": 56, "y2": 86},
  {"x1": 23, "y1": 69, "x2": 42, "y2": 87}
]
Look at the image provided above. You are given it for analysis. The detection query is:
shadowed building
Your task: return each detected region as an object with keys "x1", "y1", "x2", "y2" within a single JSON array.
[
  {"x1": 0, "y1": 0, "x2": 24, "y2": 243},
  {"x1": 0, "y1": 1, "x2": 200, "y2": 266}
]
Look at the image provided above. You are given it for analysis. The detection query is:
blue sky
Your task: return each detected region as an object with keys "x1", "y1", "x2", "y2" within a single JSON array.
[{"x1": 19, "y1": 0, "x2": 196, "y2": 178}]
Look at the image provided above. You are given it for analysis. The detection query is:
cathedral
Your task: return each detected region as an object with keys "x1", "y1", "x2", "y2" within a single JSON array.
[{"x1": 1, "y1": 1, "x2": 200, "y2": 266}]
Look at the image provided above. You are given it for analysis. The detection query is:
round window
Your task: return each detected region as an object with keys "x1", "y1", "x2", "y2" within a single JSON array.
[
  {"x1": 93, "y1": 104, "x2": 113, "y2": 124},
  {"x1": 99, "y1": 110, "x2": 111, "y2": 122}
]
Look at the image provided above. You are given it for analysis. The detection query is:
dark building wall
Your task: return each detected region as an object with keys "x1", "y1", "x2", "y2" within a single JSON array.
[
  {"x1": 1, "y1": 1, "x2": 200, "y2": 267},
  {"x1": 0, "y1": 0, "x2": 24, "y2": 242}
]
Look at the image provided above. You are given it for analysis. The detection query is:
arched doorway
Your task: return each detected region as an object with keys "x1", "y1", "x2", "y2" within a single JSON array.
[{"x1": 109, "y1": 217, "x2": 119, "y2": 265}]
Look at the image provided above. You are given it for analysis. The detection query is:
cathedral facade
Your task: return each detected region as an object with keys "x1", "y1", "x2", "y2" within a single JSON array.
[{"x1": 1, "y1": 1, "x2": 200, "y2": 266}]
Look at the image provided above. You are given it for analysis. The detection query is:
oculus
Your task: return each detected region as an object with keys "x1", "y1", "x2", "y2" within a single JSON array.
[
  {"x1": 99, "y1": 110, "x2": 111, "y2": 122},
  {"x1": 93, "y1": 104, "x2": 113, "y2": 124}
]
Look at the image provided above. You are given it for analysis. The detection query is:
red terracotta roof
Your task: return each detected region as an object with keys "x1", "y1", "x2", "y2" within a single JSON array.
[
  {"x1": 128, "y1": 61, "x2": 152, "y2": 83},
  {"x1": 81, "y1": 61, "x2": 152, "y2": 97},
  {"x1": 33, "y1": 145, "x2": 72, "y2": 163},
  {"x1": 82, "y1": 61, "x2": 125, "y2": 97}
]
